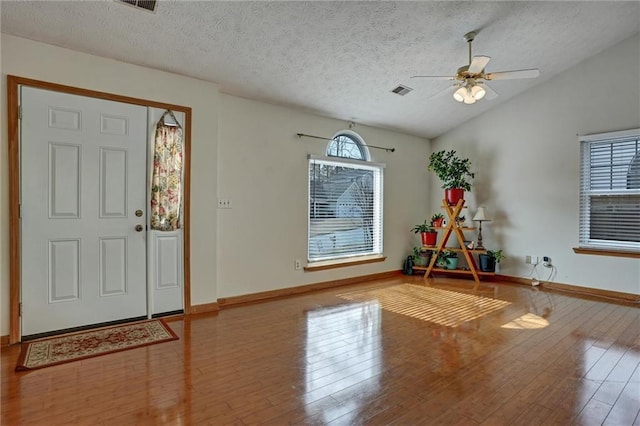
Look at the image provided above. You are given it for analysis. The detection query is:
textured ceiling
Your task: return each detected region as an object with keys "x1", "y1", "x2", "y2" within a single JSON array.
[{"x1": 2, "y1": 1, "x2": 639, "y2": 139}]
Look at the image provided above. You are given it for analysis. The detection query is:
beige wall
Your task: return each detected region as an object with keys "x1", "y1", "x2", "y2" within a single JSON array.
[
  {"x1": 431, "y1": 33, "x2": 640, "y2": 294},
  {"x1": 0, "y1": 35, "x2": 432, "y2": 336},
  {"x1": 217, "y1": 94, "x2": 431, "y2": 297},
  {"x1": 0, "y1": 35, "x2": 220, "y2": 335}
]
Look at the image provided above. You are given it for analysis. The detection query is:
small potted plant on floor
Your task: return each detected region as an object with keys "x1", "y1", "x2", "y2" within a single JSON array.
[
  {"x1": 431, "y1": 213, "x2": 445, "y2": 227},
  {"x1": 479, "y1": 249, "x2": 504, "y2": 272},
  {"x1": 411, "y1": 220, "x2": 437, "y2": 247},
  {"x1": 428, "y1": 150, "x2": 475, "y2": 205}
]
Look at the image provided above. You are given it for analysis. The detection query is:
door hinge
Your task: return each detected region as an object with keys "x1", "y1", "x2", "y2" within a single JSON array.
[
  {"x1": 18, "y1": 105, "x2": 22, "y2": 120},
  {"x1": 19, "y1": 303, "x2": 22, "y2": 317},
  {"x1": 19, "y1": 204, "x2": 22, "y2": 219}
]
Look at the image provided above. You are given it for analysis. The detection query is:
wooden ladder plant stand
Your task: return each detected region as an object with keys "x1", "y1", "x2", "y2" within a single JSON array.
[{"x1": 417, "y1": 198, "x2": 494, "y2": 290}]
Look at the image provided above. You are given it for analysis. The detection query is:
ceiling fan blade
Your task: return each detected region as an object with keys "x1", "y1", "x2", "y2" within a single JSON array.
[
  {"x1": 468, "y1": 55, "x2": 491, "y2": 74},
  {"x1": 410, "y1": 75, "x2": 457, "y2": 80},
  {"x1": 482, "y1": 83, "x2": 499, "y2": 100},
  {"x1": 485, "y1": 69, "x2": 540, "y2": 80}
]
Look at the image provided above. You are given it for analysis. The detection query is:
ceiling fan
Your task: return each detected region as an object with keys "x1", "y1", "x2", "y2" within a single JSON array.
[{"x1": 411, "y1": 31, "x2": 540, "y2": 104}]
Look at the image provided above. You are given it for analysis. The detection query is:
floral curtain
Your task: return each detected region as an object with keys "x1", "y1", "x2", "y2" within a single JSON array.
[{"x1": 150, "y1": 112, "x2": 183, "y2": 231}]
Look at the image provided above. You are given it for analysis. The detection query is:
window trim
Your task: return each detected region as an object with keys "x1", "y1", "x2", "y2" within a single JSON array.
[
  {"x1": 572, "y1": 247, "x2": 640, "y2": 259},
  {"x1": 578, "y1": 128, "x2": 640, "y2": 252},
  {"x1": 309, "y1": 154, "x2": 386, "y2": 170},
  {"x1": 307, "y1": 153, "x2": 385, "y2": 265},
  {"x1": 304, "y1": 254, "x2": 387, "y2": 272}
]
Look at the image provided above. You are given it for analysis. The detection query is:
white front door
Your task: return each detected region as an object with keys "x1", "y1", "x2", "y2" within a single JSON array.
[{"x1": 20, "y1": 86, "x2": 148, "y2": 337}]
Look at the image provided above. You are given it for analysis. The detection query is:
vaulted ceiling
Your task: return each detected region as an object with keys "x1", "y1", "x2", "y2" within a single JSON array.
[{"x1": 2, "y1": 1, "x2": 639, "y2": 138}]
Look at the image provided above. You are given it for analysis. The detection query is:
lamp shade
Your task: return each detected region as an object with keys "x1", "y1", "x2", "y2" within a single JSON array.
[{"x1": 472, "y1": 206, "x2": 491, "y2": 222}]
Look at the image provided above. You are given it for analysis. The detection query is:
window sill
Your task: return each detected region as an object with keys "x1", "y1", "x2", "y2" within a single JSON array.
[
  {"x1": 304, "y1": 255, "x2": 386, "y2": 272},
  {"x1": 573, "y1": 247, "x2": 640, "y2": 259}
]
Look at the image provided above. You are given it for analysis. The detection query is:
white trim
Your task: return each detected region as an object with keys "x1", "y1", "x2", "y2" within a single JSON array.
[
  {"x1": 579, "y1": 128, "x2": 640, "y2": 142},
  {"x1": 308, "y1": 154, "x2": 386, "y2": 169}
]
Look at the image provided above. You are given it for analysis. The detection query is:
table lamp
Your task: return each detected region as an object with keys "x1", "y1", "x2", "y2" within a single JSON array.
[{"x1": 472, "y1": 206, "x2": 491, "y2": 250}]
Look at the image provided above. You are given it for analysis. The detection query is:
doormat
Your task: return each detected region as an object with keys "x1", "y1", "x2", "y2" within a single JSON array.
[
  {"x1": 338, "y1": 283, "x2": 510, "y2": 327},
  {"x1": 16, "y1": 319, "x2": 178, "y2": 371}
]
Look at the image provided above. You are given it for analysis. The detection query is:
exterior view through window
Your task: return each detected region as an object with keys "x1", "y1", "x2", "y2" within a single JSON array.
[{"x1": 308, "y1": 132, "x2": 383, "y2": 262}]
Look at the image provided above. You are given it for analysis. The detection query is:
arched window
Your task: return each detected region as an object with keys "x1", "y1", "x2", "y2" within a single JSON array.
[
  {"x1": 308, "y1": 131, "x2": 383, "y2": 263},
  {"x1": 326, "y1": 131, "x2": 370, "y2": 161}
]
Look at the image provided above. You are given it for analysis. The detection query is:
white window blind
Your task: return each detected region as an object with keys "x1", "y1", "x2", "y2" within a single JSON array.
[
  {"x1": 579, "y1": 129, "x2": 640, "y2": 251},
  {"x1": 308, "y1": 155, "x2": 384, "y2": 262}
]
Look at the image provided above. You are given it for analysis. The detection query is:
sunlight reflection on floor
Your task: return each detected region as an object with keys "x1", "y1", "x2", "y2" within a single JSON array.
[
  {"x1": 337, "y1": 283, "x2": 511, "y2": 328},
  {"x1": 501, "y1": 312, "x2": 549, "y2": 329},
  {"x1": 304, "y1": 301, "x2": 382, "y2": 424}
]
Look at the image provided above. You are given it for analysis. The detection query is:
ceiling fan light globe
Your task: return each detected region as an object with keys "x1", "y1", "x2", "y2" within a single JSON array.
[
  {"x1": 471, "y1": 84, "x2": 486, "y2": 100},
  {"x1": 453, "y1": 87, "x2": 466, "y2": 102},
  {"x1": 461, "y1": 87, "x2": 476, "y2": 104},
  {"x1": 463, "y1": 93, "x2": 476, "y2": 104}
]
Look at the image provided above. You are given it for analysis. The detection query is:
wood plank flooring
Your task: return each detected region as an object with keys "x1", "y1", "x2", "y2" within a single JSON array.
[{"x1": 2, "y1": 276, "x2": 639, "y2": 425}]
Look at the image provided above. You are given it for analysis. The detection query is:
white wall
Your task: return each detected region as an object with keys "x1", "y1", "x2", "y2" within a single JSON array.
[
  {"x1": 217, "y1": 94, "x2": 431, "y2": 297},
  {"x1": 431, "y1": 33, "x2": 640, "y2": 295},
  {"x1": 0, "y1": 35, "x2": 220, "y2": 335}
]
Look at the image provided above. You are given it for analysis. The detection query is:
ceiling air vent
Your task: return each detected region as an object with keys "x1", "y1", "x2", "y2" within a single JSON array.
[
  {"x1": 117, "y1": 0, "x2": 157, "y2": 12},
  {"x1": 390, "y1": 84, "x2": 413, "y2": 96}
]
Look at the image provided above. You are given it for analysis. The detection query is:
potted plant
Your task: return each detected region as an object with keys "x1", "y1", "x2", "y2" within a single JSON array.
[
  {"x1": 411, "y1": 220, "x2": 437, "y2": 246},
  {"x1": 437, "y1": 249, "x2": 458, "y2": 270},
  {"x1": 428, "y1": 150, "x2": 475, "y2": 205},
  {"x1": 412, "y1": 247, "x2": 432, "y2": 267},
  {"x1": 479, "y1": 249, "x2": 504, "y2": 272},
  {"x1": 431, "y1": 213, "x2": 444, "y2": 227}
]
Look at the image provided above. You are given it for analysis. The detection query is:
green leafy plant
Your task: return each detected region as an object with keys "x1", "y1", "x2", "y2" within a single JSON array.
[
  {"x1": 487, "y1": 249, "x2": 505, "y2": 263},
  {"x1": 431, "y1": 213, "x2": 444, "y2": 222},
  {"x1": 412, "y1": 247, "x2": 431, "y2": 266},
  {"x1": 428, "y1": 150, "x2": 475, "y2": 191},
  {"x1": 442, "y1": 249, "x2": 458, "y2": 258},
  {"x1": 411, "y1": 220, "x2": 434, "y2": 233},
  {"x1": 436, "y1": 249, "x2": 457, "y2": 263}
]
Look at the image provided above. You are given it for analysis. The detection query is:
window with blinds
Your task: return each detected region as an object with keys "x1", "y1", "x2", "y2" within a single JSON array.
[
  {"x1": 308, "y1": 155, "x2": 384, "y2": 262},
  {"x1": 579, "y1": 129, "x2": 640, "y2": 251}
]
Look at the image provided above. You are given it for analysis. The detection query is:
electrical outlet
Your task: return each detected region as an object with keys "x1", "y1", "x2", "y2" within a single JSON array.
[
  {"x1": 217, "y1": 198, "x2": 232, "y2": 209},
  {"x1": 294, "y1": 259, "x2": 302, "y2": 270},
  {"x1": 525, "y1": 255, "x2": 539, "y2": 265}
]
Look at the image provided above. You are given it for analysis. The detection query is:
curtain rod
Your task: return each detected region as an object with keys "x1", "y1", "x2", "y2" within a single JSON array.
[{"x1": 296, "y1": 133, "x2": 395, "y2": 152}]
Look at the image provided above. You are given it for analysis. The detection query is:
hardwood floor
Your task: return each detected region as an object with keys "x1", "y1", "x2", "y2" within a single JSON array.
[{"x1": 2, "y1": 276, "x2": 639, "y2": 425}]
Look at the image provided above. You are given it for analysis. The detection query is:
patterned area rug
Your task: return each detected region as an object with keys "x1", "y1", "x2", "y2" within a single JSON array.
[
  {"x1": 16, "y1": 319, "x2": 178, "y2": 371},
  {"x1": 338, "y1": 283, "x2": 510, "y2": 327}
]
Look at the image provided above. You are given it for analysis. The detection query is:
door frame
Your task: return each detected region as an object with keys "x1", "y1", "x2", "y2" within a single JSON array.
[{"x1": 7, "y1": 75, "x2": 193, "y2": 344}]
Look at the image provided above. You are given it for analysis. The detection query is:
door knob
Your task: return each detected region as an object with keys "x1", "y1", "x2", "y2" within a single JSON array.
[
  {"x1": 135, "y1": 209, "x2": 143, "y2": 217},
  {"x1": 135, "y1": 224, "x2": 144, "y2": 232}
]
